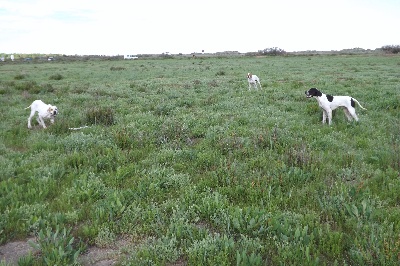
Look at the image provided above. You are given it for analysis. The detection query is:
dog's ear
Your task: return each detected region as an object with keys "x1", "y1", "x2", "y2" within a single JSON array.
[
  {"x1": 310, "y1": 88, "x2": 322, "y2": 97},
  {"x1": 47, "y1": 107, "x2": 53, "y2": 113}
]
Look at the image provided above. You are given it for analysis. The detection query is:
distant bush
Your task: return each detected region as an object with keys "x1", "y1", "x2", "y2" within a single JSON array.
[
  {"x1": 42, "y1": 83, "x2": 55, "y2": 93},
  {"x1": 259, "y1": 47, "x2": 287, "y2": 56},
  {"x1": 14, "y1": 74, "x2": 27, "y2": 80},
  {"x1": 14, "y1": 80, "x2": 41, "y2": 93},
  {"x1": 49, "y1": 73, "x2": 64, "y2": 80},
  {"x1": 381, "y1": 45, "x2": 400, "y2": 54},
  {"x1": 85, "y1": 107, "x2": 115, "y2": 126},
  {"x1": 110, "y1": 66, "x2": 126, "y2": 71},
  {"x1": 216, "y1": 70, "x2": 226, "y2": 76}
]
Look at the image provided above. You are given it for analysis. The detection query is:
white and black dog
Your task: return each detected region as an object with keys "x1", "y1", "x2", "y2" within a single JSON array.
[
  {"x1": 305, "y1": 88, "x2": 366, "y2": 125},
  {"x1": 25, "y1": 100, "x2": 58, "y2": 129}
]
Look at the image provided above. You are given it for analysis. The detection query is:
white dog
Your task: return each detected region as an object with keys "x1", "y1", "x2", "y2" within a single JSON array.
[
  {"x1": 247, "y1": 73, "x2": 262, "y2": 90},
  {"x1": 305, "y1": 88, "x2": 366, "y2": 125},
  {"x1": 25, "y1": 100, "x2": 58, "y2": 129}
]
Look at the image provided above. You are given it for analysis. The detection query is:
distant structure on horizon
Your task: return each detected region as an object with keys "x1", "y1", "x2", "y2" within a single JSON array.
[{"x1": 124, "y1": 55, "x2": 138, "y2": 59}]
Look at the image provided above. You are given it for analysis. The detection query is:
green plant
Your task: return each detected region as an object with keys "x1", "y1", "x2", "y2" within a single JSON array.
[
  {"x1": 95, "y1": 226, "x2": 116, "y2": 248},
  {"x1": 49, "y1": 73, "x2": 64, "y2": 80},
  {"x1": 110, "y1": 66, "x2": 126, "y2": 71},
  {"x1": 187, "y1": 234, "x2": 235, "y2": 265},
  {"x1": 29, "y1": 226, "x2": 84, "y2": 265},
  {"x1": 17, "y1": 252, "x2": 35, "y2": 266},
  {"x1": 14, "y1": 74, "x2": 26, "y2": 80},
  {"x1": 85, "y1": 107, "x2": 115, "y2": 126},
  {"x1": 216, "y1": 70, "x2": 226, "y2": 76}
]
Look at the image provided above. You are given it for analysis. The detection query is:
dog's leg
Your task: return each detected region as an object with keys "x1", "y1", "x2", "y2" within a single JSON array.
[
  {"x1": 258, "y1": 81, "x2": 262, "y2": 89},
  {"x1": 37, "y1": 116, "x2": 47, "y2": 128},
  {"x1": 28, "y1": 110, "x2": 35, "y2": 128},
  {"x1": 322, "y1": 110, "x2": 327, "y2": 124},
  {"x1": 348, "y1": 107, "x2": 359, "y2": 121},
  {"x1": 327, "y1": 109, "x2": 333, "y2": 125},
  {"x1": 343, "y1": 108, "x2": 353, "y2": 121}
]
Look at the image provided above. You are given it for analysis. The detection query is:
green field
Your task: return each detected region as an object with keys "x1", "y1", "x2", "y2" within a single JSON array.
[{"x1": 1, "y1": 54, "x2": 399, "y2": 265}]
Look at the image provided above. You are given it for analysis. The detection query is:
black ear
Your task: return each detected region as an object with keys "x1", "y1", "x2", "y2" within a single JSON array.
[{"x1": 310, "y1": 88, "x2": 322, "y2": 97}]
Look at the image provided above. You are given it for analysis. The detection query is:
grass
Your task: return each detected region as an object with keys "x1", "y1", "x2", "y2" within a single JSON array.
[{"x1": 0, "y1": 54, "x2": 399, "y2": 265}]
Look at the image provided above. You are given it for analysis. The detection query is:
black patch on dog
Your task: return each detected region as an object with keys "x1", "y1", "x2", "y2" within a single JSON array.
[
  {"x1": 351, "y1": 98, "x2": 355, "y2": 108},
  {"x1": 326, "y1": 94, "x2": 334, "y2": 102},
  {"x1": 306, "y1": 88, "x2": 322, "y2": 97}
]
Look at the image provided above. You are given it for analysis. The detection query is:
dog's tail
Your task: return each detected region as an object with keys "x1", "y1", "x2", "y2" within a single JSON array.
[
  {"x1": 353, "y1": 98, "x2": 367, "y2": 110},
  {"x1": 25, "y1": 105, "x2": 31, "y2": 110}
]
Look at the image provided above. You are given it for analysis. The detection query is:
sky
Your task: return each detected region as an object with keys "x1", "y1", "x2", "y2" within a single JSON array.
[{"x1": 0, "y1": 0, "x2": 399, "y2": 55}]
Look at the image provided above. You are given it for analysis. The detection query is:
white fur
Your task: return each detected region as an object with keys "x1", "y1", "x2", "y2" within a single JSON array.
[
  {"x1": 305, "y1": 88, "x2": 366, "y2": 125},
  {"x1": 25, "y1": 100, "x2": 58, "y2": 129},
  {"x1": 247, "y1": 73, "x2": 262, "y2": 90}
]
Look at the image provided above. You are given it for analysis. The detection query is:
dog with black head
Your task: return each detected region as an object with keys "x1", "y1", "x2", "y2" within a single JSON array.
[{"x1": 305, "y1": 88, "x2": 366, "y2": 125}]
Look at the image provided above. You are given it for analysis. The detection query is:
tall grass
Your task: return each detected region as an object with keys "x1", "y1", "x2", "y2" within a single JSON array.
[{"x1": 0, "y1": 54, "x2": 399, "y2": 265}]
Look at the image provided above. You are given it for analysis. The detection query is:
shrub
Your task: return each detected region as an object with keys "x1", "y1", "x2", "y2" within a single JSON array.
[
  {"x1": 187, "y1": 234, "x2": 235, "y2": 265},
  {"x1": 85, "y1": 107, "x2": 115, "y2": 126},
  {"x1": 14, "y1": 80, "x2": 40, "y2": 93},
  {"x1": 113, "y1": 127, "x2": 135, "y2": 150},
  {"x1": 28, "y1": 226, "x2": 84, "y2": 265},
  {"x1": 381, "y1": 45, "x2": 400, "y2": 54},
  {"x1": 49, "y1": 73, "x2": 64, "y2": 80},
  {"x1": 41, "y1": 83, "x2": 55, "y2": 93},
  {"x1": 216, "y1": 70, "x2": 226, "y2": 76},
  {"x1": 110, "y1": 66, "x2": 126, "y2": 71},
  {"x1": 208, "y1": 80, "x2": 219, "y2": 87},
  {"x1": 259, "y1": 47, "x2": 287, "y2": 56},
  {"x1": 14, "y1": 74, "x2": 27, "y2": 80},
  {"x1": 95, "y1": 226, "x2": 116, "y2": 248}
]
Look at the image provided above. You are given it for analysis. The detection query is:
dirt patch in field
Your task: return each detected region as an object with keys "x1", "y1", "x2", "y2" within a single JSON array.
[
  {"x1": 0, "y1": 237, "x2": 129, "y2": 266},
  {"x1": 78, "y1": 246, "x2": 120, "y2": 266},
  {"x1": 0, "y1": 238, "x2": 35, "y2": 265}
]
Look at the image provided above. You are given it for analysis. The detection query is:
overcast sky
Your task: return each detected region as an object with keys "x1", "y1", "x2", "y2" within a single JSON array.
[{"x1": 0, "y1": 0, "x2": 399, "y2": 55}]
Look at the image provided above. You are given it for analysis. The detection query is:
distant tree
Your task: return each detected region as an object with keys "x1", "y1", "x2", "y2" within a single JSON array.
[
  {"x1": 259, "y1": 47, "x2": 287, "y2": 56},
  {"x1": 381, "y1": 45, "x2": 400, "y2": 54}
]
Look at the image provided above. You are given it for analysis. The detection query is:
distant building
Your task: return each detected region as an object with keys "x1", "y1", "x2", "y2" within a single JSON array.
[{"x1": 124, "y1": 55, "x2": 138, "y2": 59}]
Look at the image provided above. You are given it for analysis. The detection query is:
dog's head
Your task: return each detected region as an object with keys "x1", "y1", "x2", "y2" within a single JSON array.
[
  {"x1": 305, "y1": 88, "x2": 322, "y2": 98},
  {"x1": 47, "y1": 105, "x2": 58, "y2": 116},
  {"x1": 247, "y1": 73, "x2": 252, "y2": 79}
]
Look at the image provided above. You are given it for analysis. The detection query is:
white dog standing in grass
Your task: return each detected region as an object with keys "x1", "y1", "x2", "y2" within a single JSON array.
[
  {"x1": 247, "y1": 73, "x2": 262, "y2": 90},
  {"x1": 25, "y1": 100, "x2": 58, "y2": 129},
  {"x1": 305, "y1": 88, "x2": 366, "y2": 125}
]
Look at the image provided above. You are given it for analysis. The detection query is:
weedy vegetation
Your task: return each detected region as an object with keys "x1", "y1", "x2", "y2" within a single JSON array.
[{"x1": 0, "y1": 54, "x2": 399, "y2": 265}]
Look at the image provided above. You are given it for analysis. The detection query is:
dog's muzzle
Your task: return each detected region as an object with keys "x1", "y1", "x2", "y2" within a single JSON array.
[
  {"x1": 53, "y1": 109, "x2": 58, "y2": 116},
  {"x1": 305, "y1": 91, "x2": 312, "y2": 98}
]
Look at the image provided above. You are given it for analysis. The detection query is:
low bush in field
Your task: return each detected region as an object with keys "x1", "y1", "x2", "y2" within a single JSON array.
[
  {"x1": 85, "y1": 107, "x2": 115, "y2": 126},
  {"x1": 110, "y1": 66, "x2": 126, "y2": 71},
  {"x1": 14, "y1": 74, "x2": 27, "y2": 80},
  {"x1": 27, "y1": 226, "x2": 84, "y2": 265},
  {"x1": 49, "y1": 73, "x2": 64, "y2": 80}
]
